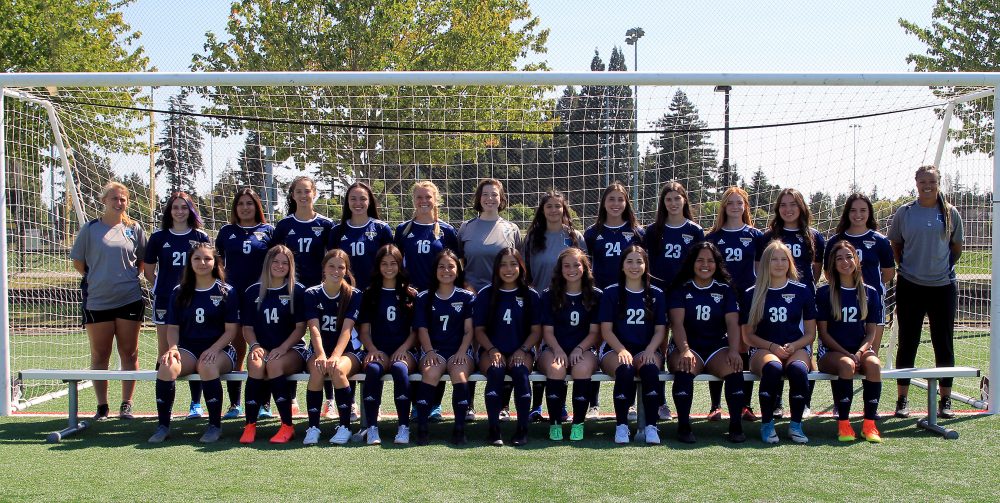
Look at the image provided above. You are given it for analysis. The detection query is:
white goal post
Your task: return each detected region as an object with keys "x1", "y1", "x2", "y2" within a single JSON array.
[{"x1": 1, "y1": 71, "x2": 998, "y2": 416}]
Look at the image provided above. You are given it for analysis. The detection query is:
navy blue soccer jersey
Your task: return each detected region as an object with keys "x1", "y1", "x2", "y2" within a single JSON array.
[
  {"x1": 597, "y1": 284, "x2": 667, "y2": 351},
  {"x1": 539, "y1": 287, "x2": 603, "y2": 351},
  {"x1": 668, "y1": 280, "x2": 739, "y2": 353},
  {"x1": 327, "y1": 218, "x2": 394, "y2": 291},
  {"x1": 705, "y1": 225, "x2": 765, "y2": 294},
  {"x1": 393, "y1": 220, "x2": 459, "y2": 291},
  {"x1": 241, "y1": 282, "x2": 307, "y2": 350},
  {"x1": 473, "y1": 286, "x2": 542, "y2": 355},
  {"x1": 825, "y1": 230, "x2": 894, "y2": 292},
  {"x1": 303, "y1": 284, "x2": 362, "y2": 353},
  {"x1": 412, "y1": 287, "x2": 474, "y2": 356},
  {"x1": 758, "y1": 228, "x2": 826, "y2": 289},
  {"x1": 816, "y1": 284, "x2": 884, "y2": 352},
  {"x1": 358, "y1": 288, "x2": 415, "y2": 351},
  {"x1": 166, "y1": 281, "x2": 240, "y2": 349},
  {"x1": 583, "y1": 223, "x2": 645, "y2": 289},
  {"x1": 145, "y1": 228, "x2": 211, "y2": 299},
  {"x1": 739, "y1": 281, "x2": 817, "y2": 346},
  {"x1": 271, "y1": 214, "x2": 335, "y2": 287},
  {"x1": 645, "y1": 220, "x2": 705, "y2": 289},
  {"x1": 216, "y1": 223, "x2": 274, "y2": 295}
]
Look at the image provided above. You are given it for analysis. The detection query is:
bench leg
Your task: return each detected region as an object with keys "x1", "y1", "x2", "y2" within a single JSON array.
[
  {"x1": 47, "y1": 380, "x2": 88, "y2": 443},
  {"x1": 916, "y1": 378, "x2": 959, "y2": 440}
]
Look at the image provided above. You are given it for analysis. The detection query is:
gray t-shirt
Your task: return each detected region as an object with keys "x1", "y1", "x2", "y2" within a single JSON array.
[
  {"x1": 887, "y1": 201, "x2": 964, "y2": 287},
  {"x1": 523, "y1": 229, "x2": 587, "y2": 292},
  {"x1": 70, "y1": 219, "x2": 147, "y2": 310},
  {"x1": 457, "y1": 217, "x2": 523, "y2": 292}
]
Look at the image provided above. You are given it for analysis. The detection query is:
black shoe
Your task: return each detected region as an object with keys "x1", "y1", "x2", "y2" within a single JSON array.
[
  {"x1": 118, "y1": 401, "x2": 134, "y2": 420},
  {"x1": 938, "y1": 397, "x2": 955, "y2": 419},
  {"x1": 93, "y1": 403, "x2": 110, "y2": 422},
  {"x1": 488, "y1": 424, "x2": 504, "y2": 446},
  {"x1": 450, "y1": 426, "x2": 467, "y2": 446},
  {"x1": 894, "y1": 396, "x2": 911, "y2": 418},
  {"x1": 416, "y1": 424, "x2": 430, "y2": 446},
  {"x1": 677, "y1": 427, "x2": 696, "y2": 444},
  {"x1": 511, "y1": 426, "x2": 528, "y2": 446},
  {"x1": 726, "y1": 430, "x2": 747, "y2": 443}
]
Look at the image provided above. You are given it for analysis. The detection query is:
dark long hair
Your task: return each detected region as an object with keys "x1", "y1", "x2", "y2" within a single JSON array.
[
  {"x1": 229, "y1": 187, "x2": 266, "y2": 225},
  {"x1": 768, "y1": 188, "x2": 815, "y2": 261},
  {"x1": 648, "y1": 181, "x2": 694, "y2": 252},
  {"x1": 526, "y1": 190, "x2": 579, "y2": 254},
  {"x1": 549, "y1": 247, "x2": 598, "y2": 312},
  {"x1": 175, "y1": 242, "x2": 226, "y2": 310},
  {"x1": 615, "y1": 244, "x2": 653, "y2": 318},
  {"x1": 321, "y1": 248, "x2": 356, "y2": 334},
  {"x1": 835, "y1": 193, "x2": 877, "y2": 234},
  {"x1": 340, "y1": 181, "x2": 380, "y2": 226},
  {"x1": 361, "y1": 244, "x2": 416, "y2": 325},
  {"x1": 670, "y1": 241, "x2": 732, "y2": 291},
  {"x1": 823, "y1": 240, "x2": 868, "y2": 321},
  {"x1": 286, "y1": 175, "x2": 316, "y2": 216},
  {"x1": 425, "y1": 249, "x2": 465, "y2": 324},
  {"x1": 486, "y1": 247, "x2": 531, "y2": 339},
  {"x1": 160, "y1": 191, "x2": 204, "y2": 230},
  {"x1": 595, "y1": 182, "x2": 639, "y2": 234}
]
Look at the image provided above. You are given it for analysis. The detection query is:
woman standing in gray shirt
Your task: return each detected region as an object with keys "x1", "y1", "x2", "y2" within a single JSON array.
[
  {"x1": 523, "y1": 190, "x2": 586, "y2": 292},
  {"x1": 458, "y1": 178, "x2": 523, "y2": 292},
  {"x1": 70, "y1": 181, "x2": 148, "y2": 421},
  {"x1": 888, "y1": 165, "x2": 964, "y2": 419}
]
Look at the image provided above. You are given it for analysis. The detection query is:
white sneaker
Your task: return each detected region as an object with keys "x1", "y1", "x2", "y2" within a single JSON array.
[
  {"x1": 465, "y1": 408, "x2": 477, "y2": 421},
  {"x1": 627, "y1": 405, "x2": 637, "y2": 421},
  {"x1": 586, "y1": 406, "x2": 600, "y2": 419},
  {"x1": 614, "y1": 424, "x2": 631, "y2": 444},
  {"x1": 644, "y1": 425, "x2": 660, "y2": 445},
  {"x1": 303, "y1": 426, "x2": 321, "y2": 446},
  {"x1": 394, "y1": 425, "x2": 410, "y2": 445},
  {"x1": 350, "y1": 403, "x2": 360, "y2": 422},
  {"x1": 366, "y1": 426, "x2": 381, "y2": 445},
  {"x1": 330, "y1": 425, "x2": 352, "y2": 445},
  {"x1": 802, "y1": 406, "x2": 813, "y2": 419},
  {"x1": 323, "y1": 399, "x2": 337, "y2": 420}
]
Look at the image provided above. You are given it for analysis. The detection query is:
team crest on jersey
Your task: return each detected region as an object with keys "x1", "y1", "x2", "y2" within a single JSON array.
[
  {"x1": 156, "y1": 309, "x2": 167, "y2": 319},
  {"x1": 312, "y1": 226, "x2": 324, "y2": 237},
  {"x1": 796, "y1": 234, "x2": 804, "y2": 243},
  {"x1": 516, "y1": 297, "x2": 524, "y2": 307},
  {"x1": 740, "y1": 237, "x2": 753, "y2": 247},
  {"x1": 254, "y1": 232, "x2": 266, "y2": 240},
  {"x1": 279, "y1": 295, "x2": 291, "y2": 306},
  {"x1": 863, "y1": 240, "x2": 875, "y2": 249},
  {"x1": 451, "y1": 302, "x2": 464, "y2": 313},
  {"x1": 622, "y1": 232, "x2": 634, "y2": 241},
  {"x1": 681, "y1": 234, "x2": 694, "y2": 244},
  {"x1": 189, "y1": 240, "x2": 200, "y2": 248},
  {"x1": 210, "y1": 295, "x2": 223, "y2": 307},
  {"x1": 782, "y1": 293, "x2": 796, "y2": 304},
  {"x1": 936, "y1": 213, "x2": 944, "y2": 223},
  {"x1": 711, "y1": 293, "x2": 723, "y2": 304},
  {"x1": 162, "y1": 242, "x2": 171, "y2": 248},
  {"x1": 365, "y1": 231, "x2": 377, "y2": 240}
]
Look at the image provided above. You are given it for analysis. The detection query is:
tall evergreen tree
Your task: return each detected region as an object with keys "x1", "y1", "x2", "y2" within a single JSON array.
[
  {"x1": 648, "y1": 90, "x2": 718, "y2": 204},
  {"x1": 154, "y1": 90, "x2": 204, "y2": 198}
]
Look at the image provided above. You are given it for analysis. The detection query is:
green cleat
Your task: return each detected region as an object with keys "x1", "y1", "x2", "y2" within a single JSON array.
[
  {"x1": 549, "y1": 424, "x2": 563, "y2": 441},
  {"x1": 569, "y1": 423, "x2": 585, "y2": 441}
]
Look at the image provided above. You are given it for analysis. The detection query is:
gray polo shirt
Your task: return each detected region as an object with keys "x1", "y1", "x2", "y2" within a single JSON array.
[
  {"x1": 70, "y1": 219, "x2": 147, "y2": 310},
  {"x1": 887, "y1": 201, "x2": 963, "y2": 287},
  {"x1": 523, "y1": 229, "x2": 587, "y2": 292},
  {"x1": 457, "y1": 217, "x2": 523, "y2": 292}
]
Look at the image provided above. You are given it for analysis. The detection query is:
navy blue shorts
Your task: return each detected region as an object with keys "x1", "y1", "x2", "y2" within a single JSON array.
[
  {"x1": 420, "y1": 346, "x2": 476, "y2": 363},
  {"x1": 598, "y1": 342, "x2": 662, "y2": 363},
  {"x1": 179, "y1": 343, "x2": 237, "y2": 368}
]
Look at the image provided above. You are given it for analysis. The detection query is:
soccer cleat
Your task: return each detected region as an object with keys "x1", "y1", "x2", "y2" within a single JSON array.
[
  {"x1": 862, "y1": 419, "x2": 883, "y2": 443},
  {"x1": 676, "y1": 427, "x2": 695, "y2": 444},
  {"x1": 569, "y1": 423, "x2": 585, "y2": 441},
  {"x1": 350, "y1": 403, "x2": 360, "y2": 422},
  {"x1": 303, "y1": 426, "x2": 321, "y2": 446},
  {"x1": 727, "y1": 430, "x2": 747, "y2": 443},
  {"x1": 586, "y1": 406, "x2": 600, "y2": 419},
  {"x1": 706, "y1": 406, "x2": 723, "y2": 422},
  {"x1": 329, "y1": 425, "x2": 352, "y2": 445},
  {"x1": 938, "y1": 396, "x2": 955, "y2": 419},
  {"x1": 498, "y1": 406, "x2": 512, "y2": 422},
  {"x1": 465, "y1": 407, "x2": 477, "y2": 421},
  {"x1": 222, "y1": 404, "x2": 243, "y2": 420},
  {"x1": 416, "y1": 424, "x2": 430, "y2": 446},
  {"x1": 394, "y1": 425, "x2": 410, "y2": 445},
  {"x1": 614, "y1": 424, "x2": 631, "y2": 444},
  {"x1": 428, "y1": 405, "x2": 444, "y2": 423},
  {"x1": 894, "y1": 396, "x2": 910, "y2": 418},
  {"x1": 147, "y1": 425, "x2": 170, "y2": 443},
  {"x1": 837, "y1": 420, "x2": 857, "y2": 442},
  {"x1": 367, "y1": 426, "x2": 382, "y2": 445},
  {"x1": 627, "y1": 405, "x2": 638, "y2": 421},
  {"x1": 450, "y1": 425, "x2": 467, "y2": 446},
  {"x1": 488, "y1": 424, "x2": 504, "y2": 446},
  {"x1": 772, "y1": 403, "x2": 785, "y2": 420},
  {"x1": 741, "y1": 406, "x2": 759, "y2": 422},
  {"x1": 199, "y1": 425, "x2": 222, "y2": 444},
  {"x1": 269, "y1": 423, "x2": 295, "y2": 444},
  {"x1": 119, "y1": 401, "x2": 135, "y2": 420},
  {"x1": 658, "y1": 404, "x2": 673, "y2": 421},
  {"x1": 644, "y1": 425, "x2": 661, "y2": 445},
  {"x1": 549, "y1": 424, "x2": 563, "y2": 441},
  {"x1": 802, "y1": 406, "x2": 813, "y2": 420},
  {"x1": 528, "y1": 406, "x2": 544, "y2": 423},
  {"x1": 788, "y1": 421, "x2": 808, "y2": 444},
  {"x1": 760, "y1": 421, "x2": 778, "y2": 444},
  {"x1": 258, "y1": 404, "x2": 273, "y2": 419},
  {"x1": 239, "y1": 423, "x2": 257, "y2": 444},
  {"x1": 323, "y1": 399, "x2": 337, "y2": 420},
  {"x1": 93, "y1": 404, "x2": 110, "y2": 422},
  {"x1": 291, "y1": 398, "x2": 300, "y2": 417},
  {"x1": 511, "y1": 425, "x2": 529, "y2": 446},
  {"x1": 187, "y1": 402, "x2": 204, "y2": 419}
]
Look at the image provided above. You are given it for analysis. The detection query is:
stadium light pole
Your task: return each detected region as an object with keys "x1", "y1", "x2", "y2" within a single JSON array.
[
  {"x1": 626, "y1": 27, "x2": 644, "y2": 206},
  {"x1": 850, "y1": 123, "x2": 862, "y2": 190},
  {"x1": 714, "y1": 85, "x2": 732, "y2": 187}
]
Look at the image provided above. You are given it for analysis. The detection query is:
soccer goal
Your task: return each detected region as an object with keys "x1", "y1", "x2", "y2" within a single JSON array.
[{"x1": 1, "y1": 72, "x2": 998, "y2": 414}]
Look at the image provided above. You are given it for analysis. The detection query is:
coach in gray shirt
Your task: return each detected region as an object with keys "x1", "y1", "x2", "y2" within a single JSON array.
[
  {"x1": 523, "y1": 190, "x2": 587, "y2": 292},
  {"x1": 887, "y1": 165, "x2": 963, "y2": 419},
  {"x1": 458, "y1": 178, "x2": 523, "y2": 292}
]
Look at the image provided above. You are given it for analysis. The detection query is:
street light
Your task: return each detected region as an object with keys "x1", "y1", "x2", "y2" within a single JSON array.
[
  {"x1": 850, "y1": 123, "x2": 862, "y2": 190},
  {"x1": 714, "y1": 85, "x2": 732, "y2": 187},
  {"x1": 625, "y1": 27, "x2": 644, "y2": 206}
]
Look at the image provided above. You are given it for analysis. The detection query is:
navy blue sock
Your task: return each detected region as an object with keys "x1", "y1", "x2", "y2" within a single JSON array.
[
  {"x1": 613, "y1": 365, "x2": 636, "y2": 425},
  {"x1": 227, "y1": 380, "x2": 242, "y2": 407},
  {"x1": 546, "y1": 378, "x2": 567, "y2": 424},
  {"x1": 467, "y1": 381, "x2": 477, "y2": 411},
  {"x1": 364, "y1": 363, "x2": 385, "y2": 426},
  {"x1": 862, "y1": 379, "x2": 882, "y2": 420},
  {"x1": 759, "y1": 361, "x2": 783, "y2": 422},
  {"x1": 640, "y1": 364, "x2": 662, "y2": 426},
  {"x1": 723, "y1": 372, "x2": 745, "y2": 433},
  {"x1": 434, "y1": 381, "x2": 446, "y2": 409},
  {"x1": 334, "y1": 385, "x2": 353, "y2": 427},
  {"x1": 324, "y1": 380, "x2": 334, "y2": 400},
  {"x1": 203, "y1": 378, "x2": 224, "y2": 427},
  {"x1": 786, "y1": 360, "x2": 809, "y2": 422},
  {"x1": 833, "y1": 378, "x2": 853, "y2": 420},
  {"x1": 452, "y1": 382, "x2": 470, "y2": 428},
  {"x1": 502, "y1": 381, "x2": 514, "y2": 410},
  {"x1": 244, "y1": 377, "x2": 261, "y2": 425},
  {"x1": 484, "y1": 366, "x2": 507, "y2": 427},
  {"x1": 269, "y1": 375, "x2": 293, "y2": 425},
  {"x1": 415, "y1": 382, "x2": 437, "y2": 427},
  {"x1": 532, "y1": 380, "x2": 546, "y2": 410},
  {"x1": 656, "y1": 381, "x2": 667, "y2": 407},
  {"x1": 708, "y1": 380, "x2": 723, "y2": 410},
  {"x1": 511, "y1": 365, "x2": 532, "y2": 429},
  {"x1": 389, "y1": 362, "x2": 411, "y2": 426},
  {"x1": 806, "y1": 379, "x2": 815, "y2": 407},
  {"x1": 671, "y1": 370, "x2": 695, "y2": 427},
  {"x1": 742, "y1": 353, "x2": 755, "y2": 404},
  {"x1": 189, "y1": 380, "x2": 202, "y2": 405},
  {"x1": 306, "y1": 389, "x2": 323, "y2": 428},
  {"x1": 155, "y1": 378, "x2": 175, "y2": 427},
  {"x1": 571, "y1": 378, "x2": 591, "y2": 425},
  {"x1": 589, "y1": 380, "x2": 601, "y2": 407}
]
